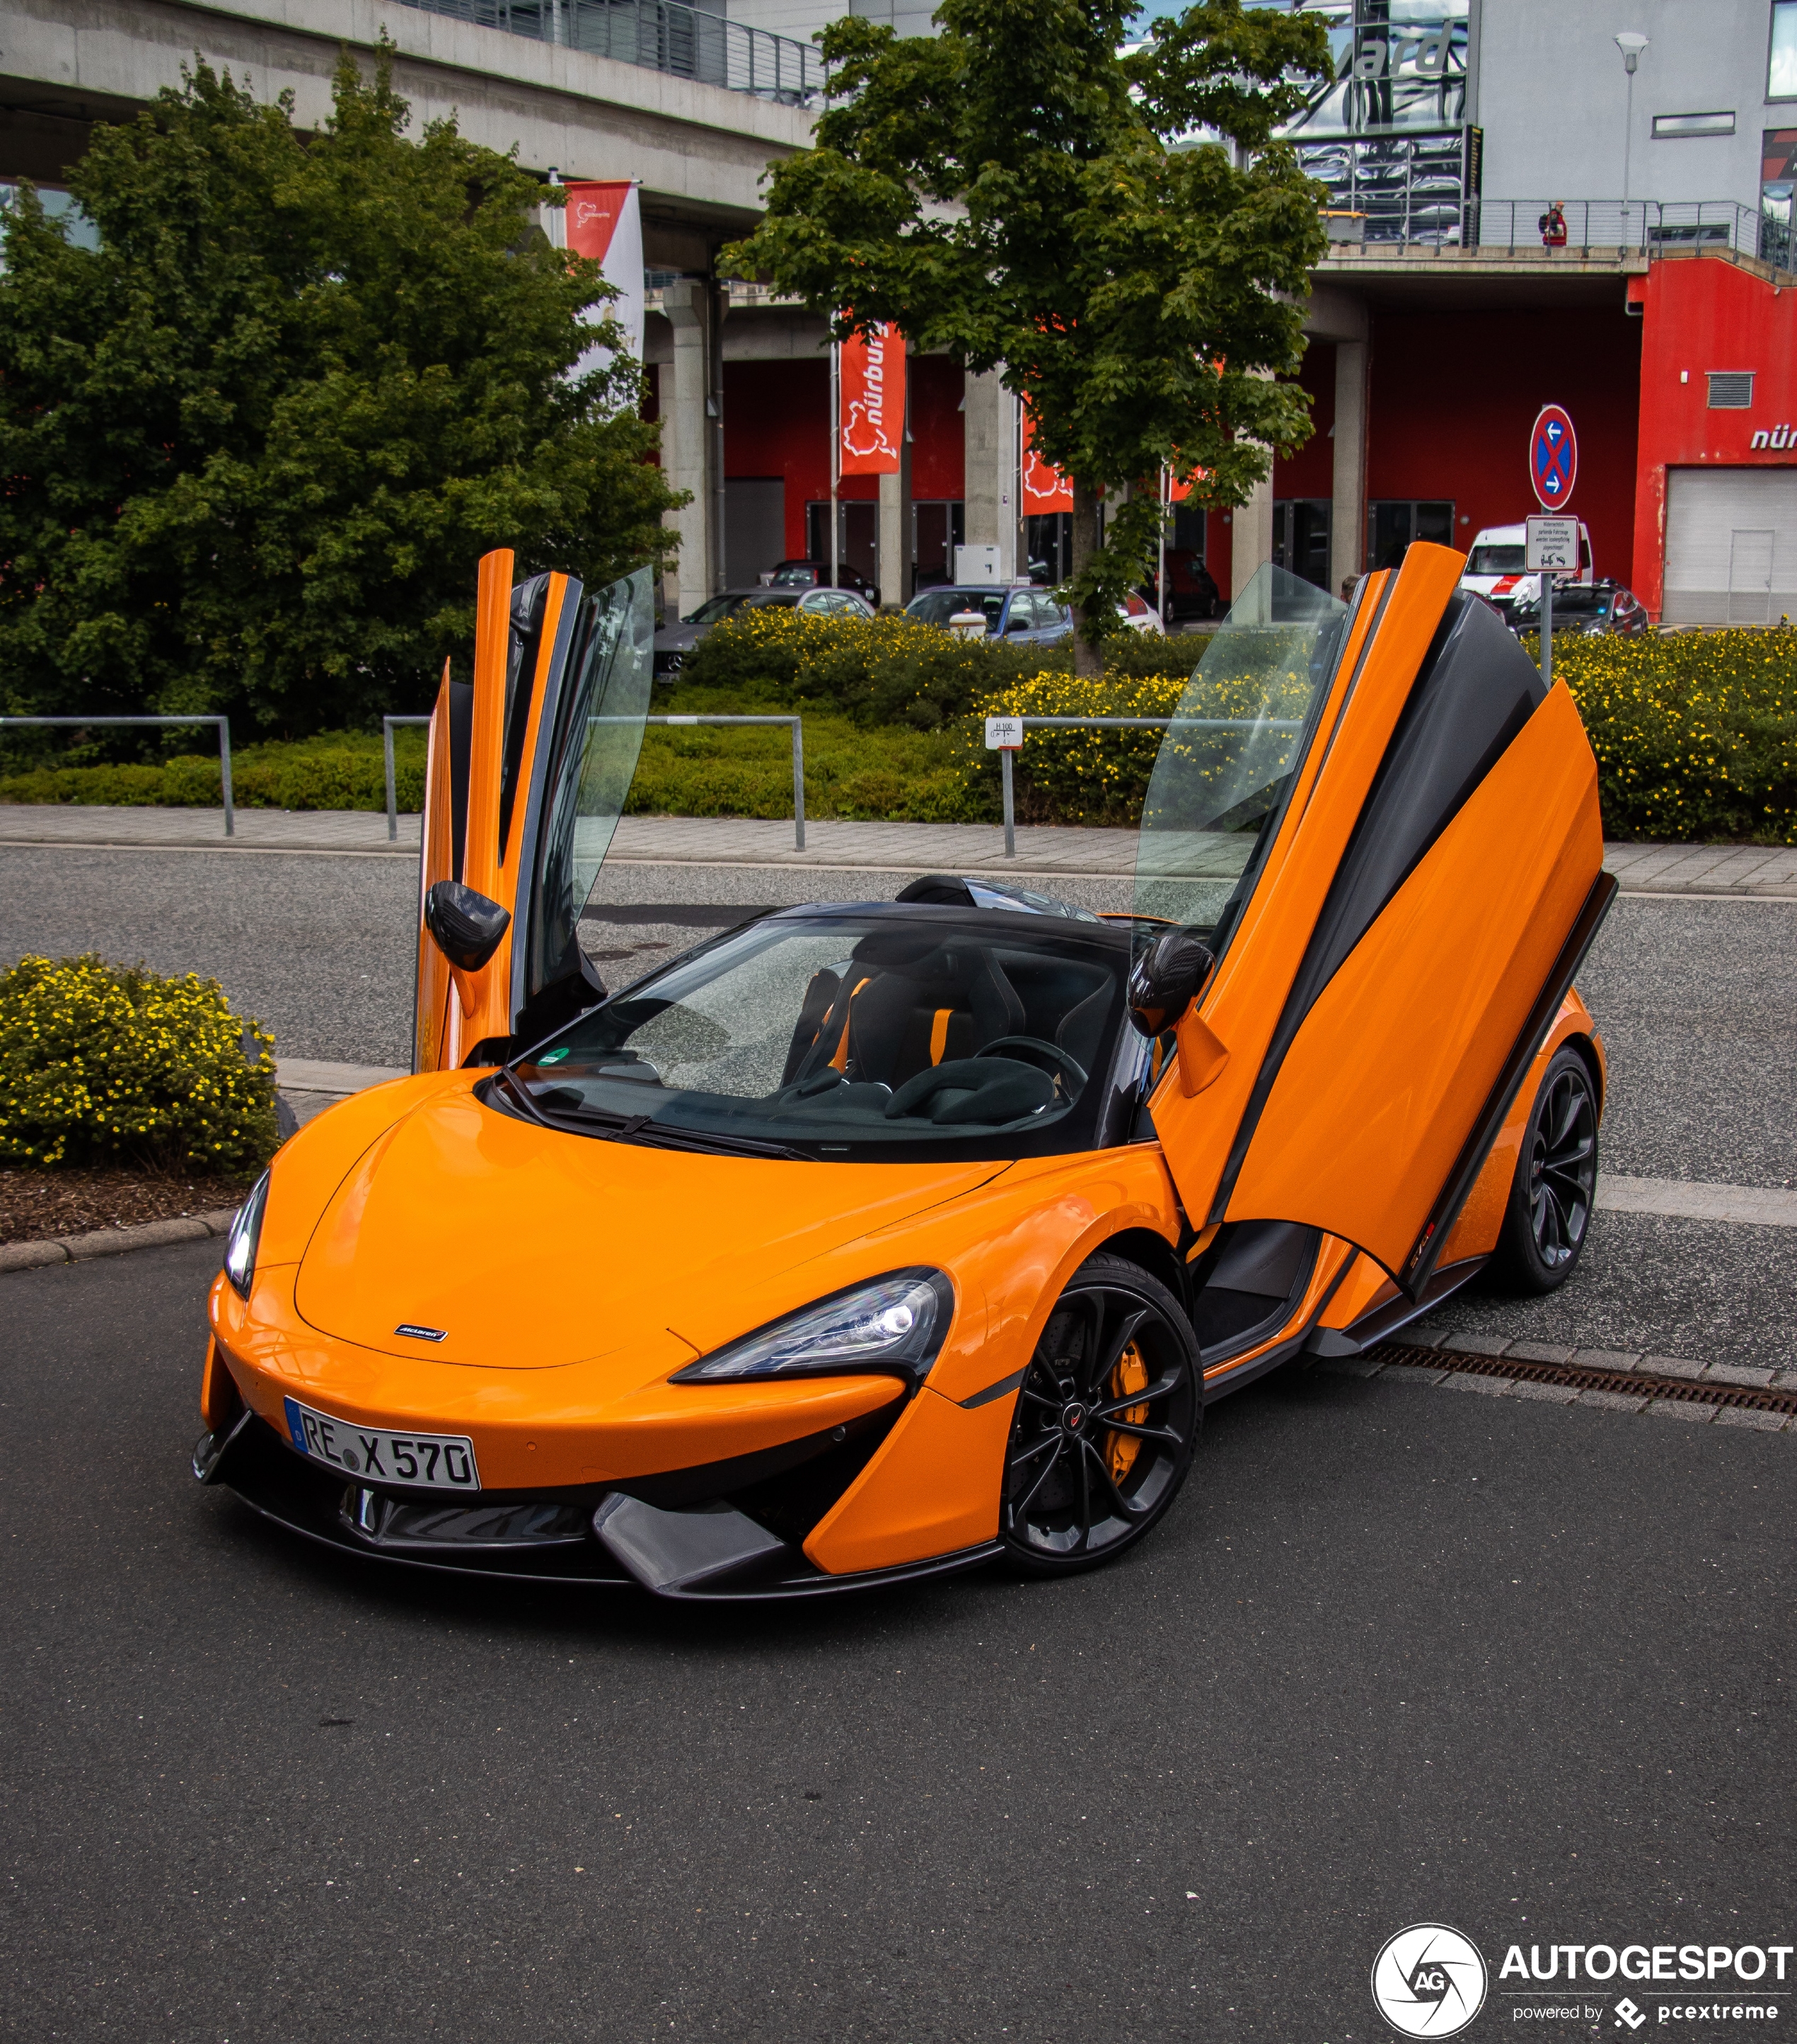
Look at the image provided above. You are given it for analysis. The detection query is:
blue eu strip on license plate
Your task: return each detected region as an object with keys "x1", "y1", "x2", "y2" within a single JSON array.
[{"x1": 281, "y1": 1396, "x2": 480, "y2": 1490}]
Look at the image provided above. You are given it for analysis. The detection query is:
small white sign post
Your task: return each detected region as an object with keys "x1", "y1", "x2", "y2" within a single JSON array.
[
  {"x1": 985, "y1": 717, "x2": 1023, "y2": 858},
  {"x1": 1525, "y1": 516, "x2": 1578, "y2": 688}
]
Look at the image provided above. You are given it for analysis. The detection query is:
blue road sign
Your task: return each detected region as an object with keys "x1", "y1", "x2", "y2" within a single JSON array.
[{"x1": 1530, "y1": 404, "x2": 1578, "y2": 509}]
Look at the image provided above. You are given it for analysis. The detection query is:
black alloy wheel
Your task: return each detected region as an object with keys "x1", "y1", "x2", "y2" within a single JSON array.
[
  {"x1": 1491, "y1": 1044, "x2": 1600, "y2": 1295},
  {"x1": 1001, "y1": 1253, "x2": 1201, "y2": 1576}
]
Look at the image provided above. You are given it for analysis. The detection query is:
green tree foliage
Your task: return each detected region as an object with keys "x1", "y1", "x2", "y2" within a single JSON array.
[
  {"x1": 725, "y1": 0, "x2": 1331, "y2": 668},
  {"x1": 0, "y1": 50, "x2": 680, "y2": 737}
]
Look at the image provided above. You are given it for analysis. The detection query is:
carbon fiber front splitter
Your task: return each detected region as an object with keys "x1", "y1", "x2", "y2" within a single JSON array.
[{"x1": 197, "y1": 1412, "x2": 1001, "y2": 1602}]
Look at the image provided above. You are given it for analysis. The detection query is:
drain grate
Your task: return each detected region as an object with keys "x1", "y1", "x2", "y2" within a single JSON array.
[{"x1": 1364, "y1": 1344, "x2": 1797, "y2": 1415}]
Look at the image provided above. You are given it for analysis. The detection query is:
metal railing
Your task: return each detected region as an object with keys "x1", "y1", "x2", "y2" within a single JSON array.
[
  {"x1": 1472, "y1": 198, "x2": 1789, "y2": 264},
  {"x1": 394, "y1": 0, "x2": 824, "y2": 101},
  {"x1": 0, "y1": 715, "x2": 234, "y2": 835},
  {"x1": 383, "y1": 712, "x2": 808, "y2": 850}
]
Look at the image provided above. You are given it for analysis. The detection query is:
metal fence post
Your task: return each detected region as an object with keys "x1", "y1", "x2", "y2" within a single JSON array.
[
  {"x1": 216, "y1": 717, "x2": 234, "y2": 837},
  {"x1": 1001, "y1": 747, "x2": 1015, "y2": 859},
  {"x1": 790, "y1": 717, "x2": 806, "y2": 851},
  {"x1": 383, "y1": 718, "x2": 398, "y2": 843}
]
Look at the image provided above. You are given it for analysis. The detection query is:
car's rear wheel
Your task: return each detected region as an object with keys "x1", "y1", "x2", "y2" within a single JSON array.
[
  {"x1": 1001, "y1": 1253, "x2": 1200, "y2": 1576},
  {"x1": 1490, "y1": 1045, "x2": 1600, "y2": 1295}
]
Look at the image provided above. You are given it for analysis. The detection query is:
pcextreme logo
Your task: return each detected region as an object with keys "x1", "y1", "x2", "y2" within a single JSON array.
[{"x1": 1373, "y1": 1924, "x2": 1490, "y2": 2037}]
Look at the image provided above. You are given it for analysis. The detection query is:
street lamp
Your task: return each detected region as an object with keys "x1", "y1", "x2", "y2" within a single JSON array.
[{"x1": 1616, "y1": 31, "x2": 1649, "y2": 244}]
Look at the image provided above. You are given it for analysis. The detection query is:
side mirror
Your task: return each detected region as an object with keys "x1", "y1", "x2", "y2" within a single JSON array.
[
  {"x1": 424, "y1": 880, "x2": 511, "y2": 974},
  {"x1": 1127, "y1": 928, "x2": 1215, "y2": 1038}
]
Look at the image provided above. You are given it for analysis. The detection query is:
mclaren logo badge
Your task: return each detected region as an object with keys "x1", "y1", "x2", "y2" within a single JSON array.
[{"x1": 395, "y1": 1324, "x2": 449, "y2": 1342}]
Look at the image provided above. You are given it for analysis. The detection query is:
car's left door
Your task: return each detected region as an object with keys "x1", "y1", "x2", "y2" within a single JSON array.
[{"x1": 413, "y1": 553, "x2": 654, "y2": 1072}]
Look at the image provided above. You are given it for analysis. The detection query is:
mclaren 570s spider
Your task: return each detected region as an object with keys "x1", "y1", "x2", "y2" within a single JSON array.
[{"x1": 195, "y1": 543, "x2": 1611, "y2": 1601}]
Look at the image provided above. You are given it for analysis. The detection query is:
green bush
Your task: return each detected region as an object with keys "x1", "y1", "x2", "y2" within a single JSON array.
[
  {"x1": 625, "y1": 693, "x2": 987, "y2": 822},
  {"x1": 1537, "y1": 629, "x2": 1797, "y2": 845},
  {"x1": 0, "y1": 954, "x2": 279, "y2": 1172},
  {"x1": 0, "y1": 731, "x2": 427, "y2": 811},
  {"x1": 952, "y1": 670, "x2": 1186, "y2": 825},
  {"x1": 676, "y1": 605, "x2": 1201, "y2": 730}
]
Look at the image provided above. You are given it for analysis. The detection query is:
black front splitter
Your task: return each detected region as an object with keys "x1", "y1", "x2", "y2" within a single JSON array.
[{"x1": 200, "y1": 1412, "x2": 1002, "y2": 1603}]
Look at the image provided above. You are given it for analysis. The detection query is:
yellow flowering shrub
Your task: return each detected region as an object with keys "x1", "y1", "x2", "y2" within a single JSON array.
[
  {"x1": 1537, "y1": 630, "x2": 1797, "y2": 845},
  {"x1": 954, "y1": 671, "x2": 1186, "y2": 824},
  {"x1": 0, "y1": 954, "x2": 279, "y2": 1171}
]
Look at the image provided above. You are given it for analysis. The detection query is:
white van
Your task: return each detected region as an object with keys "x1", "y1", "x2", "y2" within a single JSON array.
[{"x1": 1461, "y1": 521, "x2": 1593, "y2": 616}]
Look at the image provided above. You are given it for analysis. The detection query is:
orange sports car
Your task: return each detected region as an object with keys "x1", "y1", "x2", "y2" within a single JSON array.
[{"x1": 194, "y1": 543, "x2": 1612, "y2": 1600}]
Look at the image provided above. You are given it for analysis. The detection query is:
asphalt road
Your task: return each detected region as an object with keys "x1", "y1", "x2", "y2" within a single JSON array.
[{"x1": 3, "y1": 1240, "x2": 1791, "y2": 2044}]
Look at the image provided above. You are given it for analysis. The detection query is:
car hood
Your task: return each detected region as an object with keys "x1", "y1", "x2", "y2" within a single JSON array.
[
  {"x1": 293, "y1": 1085, "x2": 1005, "y2": 1372},
  {"x1": 653, "y1": 621, "x2": 707, "y2": 651}
]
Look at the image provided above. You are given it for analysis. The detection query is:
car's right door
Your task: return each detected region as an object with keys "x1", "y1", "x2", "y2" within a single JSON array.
[
  {"x1": 1138, "y1": 545, "x2": 1612, "y2": 1303},
  {"x1": 413, "y1": 552, "x2": 654, "y2": 1073}
]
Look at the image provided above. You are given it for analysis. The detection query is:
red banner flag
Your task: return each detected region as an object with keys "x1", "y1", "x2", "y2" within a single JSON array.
[
  {"x1": 838, "y1": 325, "x2": 905, "y2": 475},
  {"x1": 1020, "y1": 405, "x2": 1073, "y2": 514}
]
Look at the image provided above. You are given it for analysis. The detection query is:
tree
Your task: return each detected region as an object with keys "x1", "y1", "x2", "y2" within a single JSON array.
[
  {"x1": 0, "y1": 49, "x2": 680, "y2": 737},
  {"x1": 725, "y1": 0, "x2": 1331, "y2": 671}
]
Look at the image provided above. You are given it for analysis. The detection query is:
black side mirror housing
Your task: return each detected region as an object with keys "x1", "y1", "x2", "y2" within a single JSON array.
[
  {"x1": 424, "y1": 880, "x2": 511, "y2": 974},
  {"x1": 1127, "y1": 928, "x2": 1215, "y2": 1037}
]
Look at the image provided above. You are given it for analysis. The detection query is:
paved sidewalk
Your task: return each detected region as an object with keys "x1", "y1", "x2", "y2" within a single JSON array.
[{"x1": 3, "y1": 803, "x2": 1793, "y2": 892}]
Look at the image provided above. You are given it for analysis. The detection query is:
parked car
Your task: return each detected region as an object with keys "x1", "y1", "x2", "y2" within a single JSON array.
[
  {"x1": 1460, "y1": 520, "x2": 1593, "y2": 618},
  {"x1": 1119, "y1": 591, "x2": 1167, "y2": 637},
  {"x1": 1506, "y1": 578, "x2": 1649, "y2": 639},
  {"x1": 904, "y1": 584, "x2": 1073, "y2": 645},
  {"x1": 765, "y1": 559, "x2": 879, "y2": 601},
  {"x1": 194, "y1": 550, "x2": 1612, "y2": 1603},
  {"x1": 653, "y1": 585, "x2": 876, "y2": 680}
]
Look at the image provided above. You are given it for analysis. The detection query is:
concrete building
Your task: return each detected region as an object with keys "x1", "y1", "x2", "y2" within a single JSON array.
[{"x1": 8, "y1": 0, "x2": 1797, "y2": 620}]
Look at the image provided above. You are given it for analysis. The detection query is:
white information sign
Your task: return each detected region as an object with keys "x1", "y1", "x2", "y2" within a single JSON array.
[
  {"x1": 984, "y1": 716, "x2": 1024, "y2": 751},
  {"x1": 1525, "y1": 516, "x2": 1579, "y2": 572}
]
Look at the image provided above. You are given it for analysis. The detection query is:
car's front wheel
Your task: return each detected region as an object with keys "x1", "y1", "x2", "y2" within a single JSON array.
[
  {"x1": 1001, "y1": 1253, "x2": 1201, "y2": 1576},
  {"x1": 1490, "y1": 1044, "x2": 1600, "y2": 1294}
]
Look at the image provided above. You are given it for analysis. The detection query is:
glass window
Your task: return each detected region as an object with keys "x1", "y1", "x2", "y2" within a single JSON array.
[
  {"x1": 1772, "y1": 1, "x2": 1797, "y2": 99},
  {"x1": 504, "y1": 908, "x2": 1131, "y2": 1162},
  {"x1": 736, "y1": 591, "x2": 802, "y2": 611},
  {"x1": 1134, "y1": 563, "x2": 1348, "y2": 947},
  {"x1": 683, "y1": 594, "x2": 749, "y2": 626},
  {"x1": 906, "y1": 589, "x2": 1007, "y2": 631},
  {"x1": 1466, "y1": 543, "x2": 1526, "y2": 575}
]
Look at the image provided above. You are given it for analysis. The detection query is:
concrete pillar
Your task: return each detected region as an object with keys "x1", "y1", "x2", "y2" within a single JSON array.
[
  {"x1": 661, "y1": 280, "x2": 712, "y2": 617},
  {"x1": 1330, "y1": 339, "x2": 1369, "y2": 599},
  {"x1": 878, "y1": 471, "x2": 905, "y2": 606},
  {"x1": 961, "y1": 368, "x2": 1016, "y2": 579},
  {"x1": 1232, "y1": 459, "x2": 1276, "y2": 599}
]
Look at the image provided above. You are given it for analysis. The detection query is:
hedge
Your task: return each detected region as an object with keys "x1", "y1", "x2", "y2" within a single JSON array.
[
  {"x1": 0, "y1": 732, "x2": 427, "y2": 811},
  {"x1": 1538, "y1": 630, "x2": 1796, "y2": 844},
  {"x1": 0, "y1": 954, "x2": 279, "y2": 1172}
]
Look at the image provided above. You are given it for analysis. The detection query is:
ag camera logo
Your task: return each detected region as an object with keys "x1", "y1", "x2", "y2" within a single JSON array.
[{"x1": 1373, "y1": 1924, "x2": 1489, "y2": 2037}]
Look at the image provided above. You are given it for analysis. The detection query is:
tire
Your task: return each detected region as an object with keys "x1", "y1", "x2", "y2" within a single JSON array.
[
  {"x1": 1000, "y1": 1252, "x2": 1201, "y2": 1576},
  {"x1": 1489, "y1": 1045, "x2": 1600, "y2": 1295}
]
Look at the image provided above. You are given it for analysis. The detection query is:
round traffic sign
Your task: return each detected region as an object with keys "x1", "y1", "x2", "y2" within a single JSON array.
[{"x1": 1530, "y1": 404, "x2": 1577, "y2": 510}]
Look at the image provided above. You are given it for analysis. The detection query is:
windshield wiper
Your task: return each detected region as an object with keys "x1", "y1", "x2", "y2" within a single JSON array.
[{"x1": 531, "y1": 1094, "x2": 810, "y2": 1164}]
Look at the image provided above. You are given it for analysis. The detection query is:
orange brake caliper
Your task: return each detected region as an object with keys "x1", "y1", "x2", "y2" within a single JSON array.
[{"x1": 1106, "y1": 1341, "x2": 1150, "y2": 1483}]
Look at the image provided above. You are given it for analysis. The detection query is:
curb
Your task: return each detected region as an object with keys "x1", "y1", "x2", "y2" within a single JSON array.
[{"x1": 0, "y1": 1208, "x2": 240, "y2": 1275}]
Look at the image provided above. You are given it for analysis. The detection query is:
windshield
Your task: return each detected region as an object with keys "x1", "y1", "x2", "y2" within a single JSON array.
[
  {"x1": 907, "y1": 589, "x2": 1007, "y2": 631},
  {"x1": 1513, "y1": 584, "x2": 1607, "y2": 616},
  {"x1": 499, "y1": 907, "x2": 1131, "y2": 1162},
  {"x1": 769, "y1": 565, "x2": 819, "y2": 586},
  {"x1": 1134, "y1": 563, "x2": 1348, "y2": 951},
  {"x1": 683, "y1": 594, "x2": 747, "y2": 626},
  {"x1": 1467, "y1": 545, "x2": 1526, "y2": 575}
]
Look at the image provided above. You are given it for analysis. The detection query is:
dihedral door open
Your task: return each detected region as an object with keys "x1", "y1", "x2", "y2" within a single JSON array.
[
  {"x1": 1136, "y1": 545, "x2": 1611, "y2": 1299},
  {"x1": 413, "y1": 555, "x2": 653, "y2": 1072}
]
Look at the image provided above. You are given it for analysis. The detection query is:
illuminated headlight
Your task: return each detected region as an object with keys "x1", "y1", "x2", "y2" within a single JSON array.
[
  {"x1": 671, "y1": 1271, "x2": 953, "y2": 1385},
  {"x1": 223, "y1": 1170, "x2": 270, "y2": 1302}
]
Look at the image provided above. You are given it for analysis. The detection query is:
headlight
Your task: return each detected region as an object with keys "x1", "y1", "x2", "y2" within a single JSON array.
[
  {"x1": 224, "y1": 1170, "x2": 271, "y2": 1301},
  {"x1": 671, "y1": 1270, "x2": 953, "y2": 1385}
]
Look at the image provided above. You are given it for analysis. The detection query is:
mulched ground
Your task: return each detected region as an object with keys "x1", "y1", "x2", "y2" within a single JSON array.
[{"x1": 0, "y1": 1166, "x2": 253, "y2": 1247}]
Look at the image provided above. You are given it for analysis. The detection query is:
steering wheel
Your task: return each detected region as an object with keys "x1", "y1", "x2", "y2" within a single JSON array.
[{"x1": 976, "y1": 1035, "x2": 1087, "y2": 1092}]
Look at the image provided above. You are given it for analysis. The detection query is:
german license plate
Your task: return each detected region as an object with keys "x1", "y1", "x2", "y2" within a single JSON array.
[{"x1": 282, "y1": 1397, "x2": 480, "y2": 1491}]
